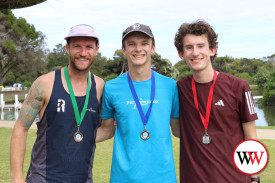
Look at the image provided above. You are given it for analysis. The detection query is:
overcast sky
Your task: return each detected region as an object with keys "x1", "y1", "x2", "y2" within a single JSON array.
[{"x1": 12, "y1": 0, "x2": 275, "y2": 65}]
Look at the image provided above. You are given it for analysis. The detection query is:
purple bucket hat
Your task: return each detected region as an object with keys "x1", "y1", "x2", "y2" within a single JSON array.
[{"x1": 64, "y1": 24, "x2": 99, "y2": 43}]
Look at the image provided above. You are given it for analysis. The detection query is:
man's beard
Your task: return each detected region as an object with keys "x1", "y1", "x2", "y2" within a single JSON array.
[{"x1": 70, "y1": 57, "x2": 93, "y2": 72}]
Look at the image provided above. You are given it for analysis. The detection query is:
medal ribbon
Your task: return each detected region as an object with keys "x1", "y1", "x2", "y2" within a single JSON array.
[
  {"x1": 64, "y1": 66, "x2": 90, "y2": 127},
  {"x1": 192, "y1": 70, "x2": 217, "y2": 130},
  {"x1": 127, "y1": 70, "x2": 155, "y2": 126}
]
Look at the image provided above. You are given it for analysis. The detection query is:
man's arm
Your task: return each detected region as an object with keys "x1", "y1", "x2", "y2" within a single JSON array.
[
  {"x1": 242, "y1": 121, "x2": 257, "y2": 140},
  {"x1": 170, "y1": 118, "x2": 180, "y2": 138},
  {"x1": 96, "y1": 118, "x2": 116, "y2": 143},
  {"x1": 10, "y1": 77, "x2": 47, "y2": 183},
  {"x1": 242, "y1": 121, "x2": 259, "y2": 183}
]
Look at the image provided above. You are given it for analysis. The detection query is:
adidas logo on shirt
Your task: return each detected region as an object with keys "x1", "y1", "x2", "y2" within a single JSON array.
[
  {"x1": 215, "y1": 100, "x2": 224, "y2": 106},
  {"x1": 245, "y1": 91, "x2": 257, "y2": 115}
]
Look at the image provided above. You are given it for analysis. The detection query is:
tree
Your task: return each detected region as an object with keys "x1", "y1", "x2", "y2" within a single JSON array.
[
  {"x1": 90, "y1": 52, "x2": 107, "y2": 78},
  {"x1": 174, "y1": 60, "x2": 192, "y2": 80},
  {"x1": 0, "y1": 0, "x2": 46, "y2": 9},
  {"x1": 255, "y1": 67, "x2": 271, "y2": 89},
  {"x1": 267, "y1": 54, "x2": 275, "y2": 71},
  {"x1": 102, "y1": 49, "x2": 127, "y2": 80},
  {"x1": 46, "y1": 44, "x2": 69, "y2": 71},
  {"x1": 0, "y1": 10, "x2": 47, "y2": 85},
  {"x1": 212, "y1": 56, "x2": 234, "y2": 73},
  {"x1": 12, "y1": 47, "x2": 47, "y2": 84},
  {"x1": 151, "y1": 53, "x2": 179, "y2": 80},
  {"x1": 261, "y1": 71, "x2": 275, "y2": 105},
  {"x1": 4, "y1": 71, "x2": 15, "y2": 85}
]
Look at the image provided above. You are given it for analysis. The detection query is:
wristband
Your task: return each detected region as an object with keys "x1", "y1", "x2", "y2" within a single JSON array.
[{"x1": 251, "y1": 176, "x2": 260, "y2": 183}]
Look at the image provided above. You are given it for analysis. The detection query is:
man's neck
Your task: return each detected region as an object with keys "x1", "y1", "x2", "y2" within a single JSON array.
[
  {"x1": 63, "y1": 65, "x2": 90, "y2": 96},
  {"x1": 192, "y1": 67, "x2": 216, "y2": 83},
  {"x1": 128, "y1": 66, "x2": 152, "y2": 81},
  {"x1": 66, "y1": 65, "x2": 89, "y2": 83}
]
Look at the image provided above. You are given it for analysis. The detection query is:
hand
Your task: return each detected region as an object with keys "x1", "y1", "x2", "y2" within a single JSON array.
[{"x1": 251, "y1": 176, "x2": 260, "y2": 183}]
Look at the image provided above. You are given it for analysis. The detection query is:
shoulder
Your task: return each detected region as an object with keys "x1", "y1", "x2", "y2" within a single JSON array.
[
  {"x1": 38, "y1": 70, "x2": 55, "y2": 82},
  {"x1": 33, "y1": 71, "x2": 55, "y2": 92},
  {"x1": 217, "y1": 72, "x2": 252, "y2": 98},
  {"x1": 103, "y1": 74, "x2": 127, "y2": 98},
  {"x1": 218, "y1": 72, "x2": 249, "y2": 88},
  {"x1": 154, "y1": 72, "x2": 177, "y2": 86},
  {"x1": 105, "y1": 73, "x2": 126, "y2": 87},
  {"x1": 93, "y1": 74, "x2": 105, "y2": 100},
  {"x1": 93, "y1": 74, "x2": 105, "y2": 90},
  {"x1": 28, "y1": 70, "x2": 55, "y2": 106}
]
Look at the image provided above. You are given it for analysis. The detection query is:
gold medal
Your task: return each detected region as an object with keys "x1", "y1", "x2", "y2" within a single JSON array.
[
  {"x1": 74, "y1": 128, "x2": 83, "y2": 142},
  {"x1": 141, "y1": 129, "x2": 150, "y2": 140}
]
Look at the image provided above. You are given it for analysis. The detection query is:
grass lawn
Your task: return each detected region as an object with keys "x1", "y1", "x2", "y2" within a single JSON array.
[
  {"x1": 0, "y1": 127, "x2": 274, "y2": 183},
  {"x1": 250, "y1": 84, "x2": 263, "y2": 96},
  {"x1": 257, "y1": 126, "x2": 275, "y2": 129}
]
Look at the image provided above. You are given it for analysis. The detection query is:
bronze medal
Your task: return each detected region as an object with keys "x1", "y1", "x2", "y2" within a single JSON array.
[
  {"x1": 127, "y1": 71, "x2": 155, "y2": 141},
  {"x1": 64, "y1": 66, "x2": 90, "y2": 144},
  {"x1": 141, "y1": 129, "x2": 150, "y2": 140},
  {"x1": 74, "y1": 130, "x2": 83, "y2": 142}
]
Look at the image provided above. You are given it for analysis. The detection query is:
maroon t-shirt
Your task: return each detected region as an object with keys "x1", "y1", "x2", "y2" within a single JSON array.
[{"x1": 177, "y1": 72, "x2": 258, "y2": 183}]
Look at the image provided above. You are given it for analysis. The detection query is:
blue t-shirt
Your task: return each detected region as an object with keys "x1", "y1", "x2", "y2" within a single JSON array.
[{"x1": 101, "y1": 71, "x2": 179, "y2": 183}]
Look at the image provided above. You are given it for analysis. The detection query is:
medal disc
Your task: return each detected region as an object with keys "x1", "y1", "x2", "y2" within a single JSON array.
[
  {"x1": 201, "y1": 134, "x2": 211, "y2": 145},
  {"x1": 74, "y1": 131, "x2": 83, "y2": 142},
  {"x1": 141, "y1": 130, "x2": 150, "y2": 140}
]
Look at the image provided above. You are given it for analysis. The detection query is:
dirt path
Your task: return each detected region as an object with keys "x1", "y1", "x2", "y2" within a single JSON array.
[{"x1": 256, "y1": 129, "x2": 275, "y2": 140}]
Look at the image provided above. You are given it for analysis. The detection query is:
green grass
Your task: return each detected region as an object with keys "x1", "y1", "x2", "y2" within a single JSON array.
[
  {"x1": 250, "y1": 85, "x2": 258, "y2": 90},
  {"x1": 0, "y1": 91, "x2": 28, "y2": 103},
  {"x1": 257, "y1": 126, "x2": 275, "y2": 129},
  {"x1": 3, "y1": 96, "x2": 26, "y2": 103},
  {"x1": 0, "y1": 127, "x2": 274, "y2": 183},
  {"x1": 258, "y1": 139, "x2": 275, "y2": 183},
  {"x1": 250, "y1": 84, "x2": 263, "y2": 96},
  {"x1": 0, "y1": 128, "x2": 36, "y2": 183}
]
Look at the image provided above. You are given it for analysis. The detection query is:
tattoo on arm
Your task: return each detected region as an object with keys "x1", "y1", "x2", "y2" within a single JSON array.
[{"x1": 18, "y1": 80, "x2": 44, "y2": 128}]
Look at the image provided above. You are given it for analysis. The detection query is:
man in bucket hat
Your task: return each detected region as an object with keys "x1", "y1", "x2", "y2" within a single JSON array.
[
  {"x1": 96, "y1": 23, "x2": 179, "y2": 183},
  {"x1": 10, "y1": 24, "x2": 104, "y2": 183}
]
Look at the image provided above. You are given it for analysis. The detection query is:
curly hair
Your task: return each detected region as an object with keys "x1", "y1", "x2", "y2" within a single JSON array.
[{"x1": 174, "y1": 20, "x2": 218, "y2": 61}]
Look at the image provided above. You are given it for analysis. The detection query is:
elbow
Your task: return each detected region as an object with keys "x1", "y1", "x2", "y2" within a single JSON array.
[
  {"x1": 108, "y1": 122, "x2": 116, "y2": 139},
  {"x1": 96, "y1": 126, "x2": 115, "y2": 143},
  {"x1": 171, "y1": 129, "x2": 180, "y2": 138},
  {"x1": 107, "y1": 129, "x2": 115, "y2": 139}
]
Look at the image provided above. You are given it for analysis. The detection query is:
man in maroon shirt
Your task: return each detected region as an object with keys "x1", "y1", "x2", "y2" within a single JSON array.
[{"x1": 173, "y1": 20, "x2": 259, "y2": 183}]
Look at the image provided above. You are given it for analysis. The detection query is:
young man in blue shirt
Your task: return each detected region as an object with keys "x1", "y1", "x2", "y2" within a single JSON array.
[{"x1": 96, "y1": 23, "x2": 179, "y2": 183}]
